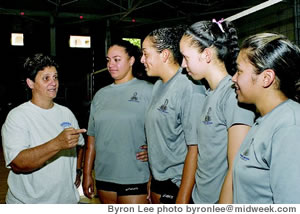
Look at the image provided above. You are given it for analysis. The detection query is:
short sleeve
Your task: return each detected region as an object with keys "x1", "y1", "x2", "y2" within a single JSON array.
[
  {"x1": 87, "y1": 98, "x2": 96, "y2": 137},
  {"x1": 222, "y1": 90, "x2": 255, "y2": 128},
  {"x1": 181, "y1": 84, "x2": 205, "y2": 146},
  {"x1": 1, "y1": 110, "x2": 30, "y2": 167},
  {"x1": 270, "y1": 125, "x2": 300, "y2": 203},
  {"x1": 68, "y1": 109, "x2": 85, "y2": 146}
]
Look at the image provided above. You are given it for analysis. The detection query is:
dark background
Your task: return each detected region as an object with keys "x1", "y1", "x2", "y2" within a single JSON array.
[{"x1": 0, "y1": 0, "x2": 294, "y2": 128}]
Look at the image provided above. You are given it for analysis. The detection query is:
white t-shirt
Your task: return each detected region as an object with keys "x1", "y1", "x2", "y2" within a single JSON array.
[{"x1": 1, "y1": 101, "x2": 84, "y2": 204}]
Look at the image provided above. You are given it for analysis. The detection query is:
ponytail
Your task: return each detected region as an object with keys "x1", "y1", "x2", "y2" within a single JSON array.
[
  {"x1": 241, "y1": 33, "x2": 300, "y2": 102},
  {"x1": 184, "y1": 19, "x2": 239, "y2": 75}
]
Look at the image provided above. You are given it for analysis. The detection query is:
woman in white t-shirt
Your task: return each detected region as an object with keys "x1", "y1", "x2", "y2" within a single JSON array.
[{"x1": 1, "y1": 53, "x2": 86, "y2": 203}]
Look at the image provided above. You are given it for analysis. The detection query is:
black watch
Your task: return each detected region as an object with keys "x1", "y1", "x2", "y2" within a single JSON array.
[{"x1": 76, "y1": 169, "x2": 82, "y2": 176}]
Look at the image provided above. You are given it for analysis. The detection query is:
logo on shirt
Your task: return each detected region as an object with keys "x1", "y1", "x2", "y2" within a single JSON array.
[
  {"x1": 128, "y1": 92, "x2": 139, "y2": 103},
  {"x1": 60, "y1": 122, "x2": 72, "y2": 129},
  {"x1": 240, "y1": 153, "x2": 249, "y2": 161},
  {"x1": 202, "y1": 107, "x2": 213, "y2": 125},
  {"x1": 158, "y1": 99, "x2": 169, "y2": 113}
]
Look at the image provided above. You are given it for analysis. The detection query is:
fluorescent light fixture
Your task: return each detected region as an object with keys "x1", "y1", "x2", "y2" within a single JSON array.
[
  {"x1": 11, "y1": 33, "x2": 24, "y2": 46},
  {"x1": 225, "y1": 0, "x2": 283, "y2": 21},
  {"x1": 69, "y1": 35, "x2": 91, "y2": 48}
]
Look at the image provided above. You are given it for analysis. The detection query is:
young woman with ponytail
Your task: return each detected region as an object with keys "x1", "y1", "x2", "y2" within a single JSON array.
[
  {"x1": 179, "y1": 19, "x2": 255, "y2": 203},
  {"x1": 232, "y1": 33, "x2": 300, "y2": 203}
]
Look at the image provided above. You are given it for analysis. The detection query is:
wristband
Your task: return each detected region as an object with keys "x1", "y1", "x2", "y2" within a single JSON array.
[{"x1": 76, "y1": 169, "x2": 82, "y2": 176}]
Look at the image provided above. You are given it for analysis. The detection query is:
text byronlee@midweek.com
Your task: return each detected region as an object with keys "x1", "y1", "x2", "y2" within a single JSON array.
[{"x1": 107, "y1": 204, "x2": 297, "y2": 214}]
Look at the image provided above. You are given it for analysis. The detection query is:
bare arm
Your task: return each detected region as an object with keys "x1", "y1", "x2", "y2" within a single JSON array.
[
  {"x1": 176, "y1": 145, "x2": 198, "y2": 204},
  {"x1": 83, "y1": 135, "x2": 96, "y2": 199},
  {"x1": 219, "y1": 124, "x2": 251, "y2": 203},
  {"x1": 10, "y1": 128, "x2": 86, "y2": 173},
  {"x1": 75, "y1": 145, "x2": 85, "y2": 188},
  {"x1": 77, "y1": 145, "x2": 84, "y2": 169}
]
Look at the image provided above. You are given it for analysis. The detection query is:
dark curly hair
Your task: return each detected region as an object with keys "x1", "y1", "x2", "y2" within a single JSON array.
[
  {"x1": 147, "y1": 25, "x2": 187, "y2": 64},
  {"x1": 184, "y1": 20, "x2": 239, "y2": 75},
  {"x1": 24, "y1": 53, "x2": 58, "y2": 81},
  {"x1": 241, "y1": 33, "x2": 300, "y2": 102}
]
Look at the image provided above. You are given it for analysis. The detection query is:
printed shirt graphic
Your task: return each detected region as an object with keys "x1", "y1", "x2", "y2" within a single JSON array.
[
  {"x1": 233, "y1": 99, "x2": 300, "y2": 204},
  {"x1": 128, "y1": 92, "x2": 139, "y2": 102},
  {"x1": 192, "y1": 75, "x2": 255, "y2": 204},
  {"x1": 87, "y1": 78, "x2": 153, "y2": 184},
  {"x1": 60, "y1": 121, "x2": 73, "y2": 129},
  {"x1": 145, "y1": 68, "x2": 206, "y2": 186},
  {"x1": 157, "y1": 99, "x2": 169, "y2": 113},
  {"x1": 202, "y1": 107, "x2": 213, "y2": 125}
]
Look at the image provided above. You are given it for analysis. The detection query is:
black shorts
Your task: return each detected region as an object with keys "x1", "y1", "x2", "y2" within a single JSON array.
[
  {"x1": 150, "y1": 177, "x2": 179, "y2": 204},
  {"x1": 96, "y1": 180, "x2": 148, "y2": 196}
]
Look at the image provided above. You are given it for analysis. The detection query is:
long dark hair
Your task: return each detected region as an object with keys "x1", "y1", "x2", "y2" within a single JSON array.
[{"x1": 241, "y1": 33, "x2": 300, "y2": 102}]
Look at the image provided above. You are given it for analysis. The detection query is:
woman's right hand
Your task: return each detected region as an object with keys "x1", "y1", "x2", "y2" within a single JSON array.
[
  {"x1": 54, "y1": 128, "x2": 86, "y2": 150},
  {"x1": 136, "y1": 145, "x2": 148, "y2": 162}
]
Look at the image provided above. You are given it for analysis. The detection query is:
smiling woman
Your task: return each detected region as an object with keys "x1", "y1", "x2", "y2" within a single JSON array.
[{"x1": 232, "y1": 33, "x2": 300, "y2": 204}]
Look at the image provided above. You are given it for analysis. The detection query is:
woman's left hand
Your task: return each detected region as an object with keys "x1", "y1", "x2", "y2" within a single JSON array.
[{"x1": 74, "y1": 170, "x2": 82, "y2": 188}]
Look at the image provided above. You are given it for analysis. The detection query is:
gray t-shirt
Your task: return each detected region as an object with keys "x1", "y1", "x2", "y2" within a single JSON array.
[
  {"x1": 233, "y1": 99, "x2": 300, "y2": 204},
  {"x1": 87, "y1": 78, "x2": 153, "y2": 184},
  {"x1": 145, "y1": 68, "x2": 206, "y2": 186},
  {"x1": 1, "y1": 101, "x2": 84, "y2": 204},
  {"x1": 192, "y1": 75, "x2": 255, "y2": 203}
]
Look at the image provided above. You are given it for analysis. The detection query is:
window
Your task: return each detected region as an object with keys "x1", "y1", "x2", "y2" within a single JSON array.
[
  {"x1": 69, "y1": 35, "x2": 91, "y2": 48},
  {"x1": 11, "y1": 33, "x2": 24, "y2": 46}
]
